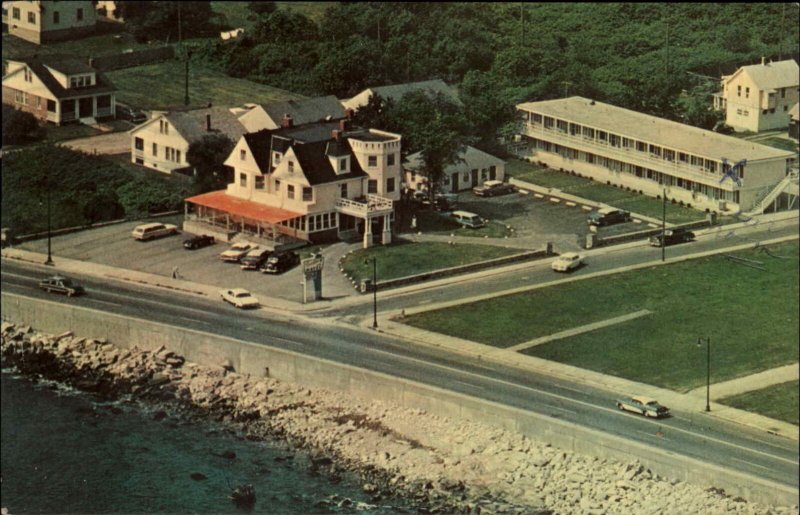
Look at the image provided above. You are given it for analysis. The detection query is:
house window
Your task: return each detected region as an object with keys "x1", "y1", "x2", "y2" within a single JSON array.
[
  {"x1": 97, "y1": 95, "x2": 111, "y2": 108},
  {"x1": 273, "y1": 152, "x2": 282, "y2": 164},
  {"x1": 159, "y1": 120, "x2": 168, "y2": 134},
  {"x1": 737, "y1": 85, "x2": 741, "y2": 97},
  {"x1": 274, "y1": 179, "x2": 280, "y2": 191},
  {"x1": 12, "y1": 7, "x2": 19, "y2": 19},
  {"x1": 302, "y1": 187, "x2": 313, "y2": 201},
  {"x1": 240, "y1": 173, "x2": 247, "y2": 187},
  {"x1": 255, "y1": 176, "x2": 265, "y2": 189},
  {"x1": 176, "y1": 150, "x2": 181, "y2": 163},
  {"x1": 340, "y1": 158, "x2": 347, "y2": 171},
  {"x1": 387, "y1": 177, "x2": 395, "y2": 193},
  {"x1": 77, "y1": 8, "x2": 84, "y2": 21},
  {"x1": 288, "y1": 161, "x2": 294, "y2": 173},
  {"x1": 287, "y1": 184, "x2": 295, "y2": 199},
  {"x1": 387, "y1": 153, "x2": 395, "y2": 166},
  {"x1": 240, "y1": 149, "x2": 246, "y2": 160},
  {"x1": 368, "y1": 180, "x2": 377, "y2": 194},
  {"x1": 135, "y1": 158, "x2": 144, "y2": 165},
  {"x1": 152, "y1": 143, "x2": 157, "y2": 156},
  {"x1": 368, "y1": 155, "x2": 377, "y2": 167},
  {"x1": 784, "y1": 105, "x2": 789, "y2": 112},
  {"x1": 27, "y1": 11, "x2": 35, "y2": 24},
  {"x1": 135, "y1": 137, "x2": 144, "y2": 151},
  {"x1": 781, "y1": 88, "x2": 786, "y2": 99},
  {"x1": 47, "y1": 99, "x2": 56, "y2": 112},
  {"x1": 340, "y1": 183, "x2": 348, "y2": 198},
  {"x1": 24, "y1": 68, "x2": 32, "y2": 82},
  {"x1": 745, "y1": 87, "x2": 749, "y2": 98},
  {"x1": 53, "y1": 11, "x2": 59, "y2": 24},
  {"x1": 14, "y1": 91, "x2": 27, "y2": 104}
]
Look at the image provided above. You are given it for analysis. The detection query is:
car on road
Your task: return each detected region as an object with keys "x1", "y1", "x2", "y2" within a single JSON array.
[
  {"x1": 551, "y1": 252, "x2": 584, "y2": 272},
  {"x1": 616, "y1": 396, "x2": 670, "y2": 418},
  {"x1": 183, "y1": 234, "x2": 215, "y2": 250},
  {"x1": 240, "y1": 247, "x2": 273, "y2": 270},
  {"x1": 131, "y1": 223, "x2": 179, "y2": 241},
  {"x1": 452, "y1": 210, "x2": 485, "y2": 229},
  {"x1": 473, "y1": 180, "x2": 516, "y2": 197},
  {"x1": 220, "y1": 242, "x2": 255, "y2": 262},
  {"x1": 261, "y1": 251, "x2": 300, "y2": 274},
  {"x1": 39, "y1": 275, "x2": 85, "y2": 297},
  {"x1": 116, "y1": 103, "x2": 148, "y2": 124},
  {"x1": 219, "y1": 288, "x2": 260, "y2": 309},
  {"x1": 649, "y1": 228, "x2": 695, "y2": 247},
  {"x1": 587, "y1": 208, "x2": 631, "y2": 227}
]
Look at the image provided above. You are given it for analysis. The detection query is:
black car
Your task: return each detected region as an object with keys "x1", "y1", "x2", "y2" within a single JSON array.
[
  {"x1": 240, "y1": 248, "x2": 273, "y2": 270},
  {"x1": 183, "y1": 234, "x2": 215, "y2": 250},
  {"x1": 587, "y1": 208, "x2": 631, "y2": 227},
  {"x1": 116, "y1": 103, "x2": 147, "y2": 124},
  {"x1": 39, "y1": 275, "x2": 85, "y2": 297},
  {"x1": 261, "y1": 252, "x2": 300, "y2": 274},
  {"x1": 649, "y1": 228, "x2": 695, "y2": 247}
]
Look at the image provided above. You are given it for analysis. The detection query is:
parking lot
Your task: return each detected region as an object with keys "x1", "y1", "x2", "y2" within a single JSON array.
[{"x1": 17, "y1": 218, "x2": 336, "y2": 304}]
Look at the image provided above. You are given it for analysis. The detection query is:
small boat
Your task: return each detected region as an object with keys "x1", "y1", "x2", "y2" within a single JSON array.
[{"x1": 230, "y1": 484, "x2": 256, "y2": 508}]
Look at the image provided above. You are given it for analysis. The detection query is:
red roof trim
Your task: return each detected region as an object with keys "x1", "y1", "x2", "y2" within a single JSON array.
[{"x1": 185, "y1": 190, "x2": 301, "y2": 224}]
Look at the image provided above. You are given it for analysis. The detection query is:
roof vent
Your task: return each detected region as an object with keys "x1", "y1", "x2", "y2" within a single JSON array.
[{"x1": 590, "y1": 100, "x2": 595, "y2": 106}]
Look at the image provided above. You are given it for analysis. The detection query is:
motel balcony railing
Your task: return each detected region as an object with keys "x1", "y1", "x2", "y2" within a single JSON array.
[{"x1": 523, "y1": 123, "x2": 740, "y2": 190}]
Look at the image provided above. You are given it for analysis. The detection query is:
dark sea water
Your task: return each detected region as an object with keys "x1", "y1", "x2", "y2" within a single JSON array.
[{"x1": 0, "y1": 370, "x2": 409, "y2": 514}]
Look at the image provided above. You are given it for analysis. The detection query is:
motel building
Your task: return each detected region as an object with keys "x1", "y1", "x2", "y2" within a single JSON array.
[
  {"x1": 516, "y1": 97, "x2": 797, "y2": 215},
  {"x1": 183, "y1": 118, "x2": 401, "y2": 250}
]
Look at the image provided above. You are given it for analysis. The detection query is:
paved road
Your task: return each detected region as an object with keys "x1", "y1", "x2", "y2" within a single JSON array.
[{"x1": 2, "y1": 259, "x2": 798, "y2": 489}]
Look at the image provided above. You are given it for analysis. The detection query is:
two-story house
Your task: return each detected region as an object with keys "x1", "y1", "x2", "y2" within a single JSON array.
[
  {"x1": 6, "y1": 1, "x2": 96, "y2": 44},
  {"x1": 184, "y1": 117, "x2": 402, "y2": 249},
  {"x1": 713, "y1": 58, "x2": 799, "y2": 133},
  {"x1": 129, "y1": 106, "x2": 247, "y2": 175},
  {"x1": 2, "y1": 54, "x2": 116, "y2": 124},
  {"x1": 236, "y1": 95, "x2": 346, "y2": 132}
]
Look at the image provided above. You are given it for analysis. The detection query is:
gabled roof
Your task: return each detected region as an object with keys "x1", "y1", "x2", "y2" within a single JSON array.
[
  {"x1": 6, "y1": 54, "x2": 116, "y2": 99},
  {"x1": 289, "y1": 139, "x2": 368, "y2": 186},
  {"x1": 368, "y1": 79, "x2": 461, "y2": 105},
  {"x1": 165, "y1": 106, "x2": 247, "y2": 144},
  {"x1": 405, "y1": 145, "x2": 505, "y2": 174},
  {"x1": 727, "y1": 59, "x2": 799, "y2": 91},
  {"x1": 242, "y1": 131, "x2": 273, "y2": 172},
  {"x1": 260, "y1": 95, "x2": 346, "y2": 126}
]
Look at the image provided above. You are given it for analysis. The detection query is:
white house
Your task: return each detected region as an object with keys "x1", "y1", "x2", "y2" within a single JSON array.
[
  {"x1": 237, "y1": 95, "x2": 346, "y2": 133},
  {"x1": 404, "y1": 146, "x2": 506, "y2": 194},
  {"x1": 6, "y1": 0, "x2": 96, "y2": 44}
]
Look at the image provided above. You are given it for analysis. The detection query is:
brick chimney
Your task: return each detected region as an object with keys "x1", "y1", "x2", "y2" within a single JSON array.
[
  {"x1": 282, "y1": 114, "x2": 293, "y2": 128},
  {"x1": 206, "y1": 114, "x2": 211, "y2": 131}
]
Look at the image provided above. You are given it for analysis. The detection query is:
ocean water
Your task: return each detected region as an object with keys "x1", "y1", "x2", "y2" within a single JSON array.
[{"x1": 0, "y1": 370, "x2": 410, "y2": 514}]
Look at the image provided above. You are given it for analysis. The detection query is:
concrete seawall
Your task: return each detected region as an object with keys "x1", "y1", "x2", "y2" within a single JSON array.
[{"x1": 2, "y1": 293, "x2": 796, "y2": 507}]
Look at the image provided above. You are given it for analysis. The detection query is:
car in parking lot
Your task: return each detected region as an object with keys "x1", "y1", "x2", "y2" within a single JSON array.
[
  {"x1": 220, "y1": 242, "x2": 255, "y2": 262},
  {"x1": 473, "y1": 180, "x2": 516, "y2": 197},
  {"x1": 452, "y1": 210, "x2": 485, "y2": 229},
  {"x1": 240, "y1": 247, "x2": 273, "y2": 270},
  {"x1": 261, "y1": 251, "x2": 300, "y2": 274},
  {"x1": 219, "y1": 288, "x2": 260, "y2": 309},
  {"x1": 616, "y1": 396, "x2": 670, "y2": 418},
  {"x1": 131, "y1": 222, "x2": 179, "y2": 241},
  {"x1": 38, "y1": 275, "x2": 85, "y2": 297},
  {"x1": 551, "y1": 252, "x2": 584, "y2": 272},
  {"x1": 649, "y1": 228, "x2": 695, "y2": 247},
  {"x1": 587, "y1": 208, "x2": 631, "y2": 227},
  {"x1": 183, "y1": 234, "x2": 215, "y2": 250},
  {"x1": 116, "y1": 103, "x2": 148, "y2": 124}
]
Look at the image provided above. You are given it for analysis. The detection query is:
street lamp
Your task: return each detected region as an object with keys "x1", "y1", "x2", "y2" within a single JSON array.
[
  {"x1": 661, "y1": 188, "x2": 666, "y2": 262},
  {"x1": 697, "y1": 337, "x2": 711, "y2": 412},
  {"x1": 365, "y1": 257, "x2": 378, "y2": 329},
  {"x1": 42, "y1": 189, "x2": 53, "y2": 266}
]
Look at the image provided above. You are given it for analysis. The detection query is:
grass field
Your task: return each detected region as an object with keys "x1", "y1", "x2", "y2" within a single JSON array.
[
  {"x1": 720, "y1": 380, "x2": 799, "y2": 426},
  {"x1": 1, "y1": 25, "x2": 151, "y2": 61},
  {"x1": 340, "y1": 240, "x2": 525, "y2": 284},
  {"x1": 107, "y1": 62, "x2": 305, "y2": 110},
  {"x1": 402, "y1": 241, "x2": 799, "y2": 392},
  {"x1": 506, "y1": 159, "x2": 705, "y2": 224}
]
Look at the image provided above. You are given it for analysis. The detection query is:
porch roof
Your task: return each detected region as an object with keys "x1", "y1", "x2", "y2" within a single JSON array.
[{"x1": 185, "y1": 190, "x2": 301, "y2": 224}]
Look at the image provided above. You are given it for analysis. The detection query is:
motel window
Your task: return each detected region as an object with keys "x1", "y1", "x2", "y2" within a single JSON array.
[
  {"x1": 255, "y1": 176, "x2": 265, "y2": 189},
  {"x1": 636, "y1": 141, "x2": 647, "y2": 152},
  {"x1": 152, "y1": 142, "x2": 157, "y2": 156},
  {"x1": 649, "y1": 144, "x2": 661, "y2": 157},
  {"x1": 569, "y1": 123, "x2": 581, "y2": 136},
  {"x1": 543, "y1": 116, "x2": 554, "y2": 129},
  {"x1": 582, "y1": 127, "x2": 594, "y2": 139},
  {"x1": 532, "y1": 113, "x2": 542, "y2": 124},
  {"x1": 302, "y1": 187, "x2": 313, "y2": 202},
  {"x1": 240, "y1": 173, "x2": 247, "y2": 187},
  {"x1": 368, "y1": 179, "x2": 377, "y2": 194},
  {"x1": 53, "y1": 11, "x2": 59, "y2": 24},
  {"x1": 387, "y1": 153, "x2": 395, "y2": 166},
  {"x1": 663, "y1": 149, "x2": 675, "y2": 162},
  {"x1": 622, "y1": 137, "x2": 632, "y2": 149},
  {"x1": 340, "y1": 183, "x2": 348, "y2": 198},
  {"x1": 27, "y1": 11, "x2": 35, "y2": 24},
  {"x1": 556, "y1": 120, "x2": 568, "y2": 133},
  {"x1": 387, "y1": 177, "x2": 395, "y2": 193},
  {"x1": 12, "y1": 7, "x2": 19, "y2": 19},
  {"x1": 287, "y1": 184, "x2": 295, "y2": 199},
  {"x1": 135, "y1": 137, "x2": 144, "y2": 150},
  {"x1": 77, "y1": 8, "x2": 84, "y2": 21},
  {"x1": 240, "y1": 149, "x2": 246, "y2": 160},
  {"x1": 368, "y1": 155, "x2": 377, "y2": 167},
  {"x1": 609, "y1": 134, "x2": 620, "y2": 147},
  {"x1": 678, "y1": 152, "x2": 688, "y2": 163},
  {"x1": 597, "y1": 131, "x2": 607, "y2": 142}
]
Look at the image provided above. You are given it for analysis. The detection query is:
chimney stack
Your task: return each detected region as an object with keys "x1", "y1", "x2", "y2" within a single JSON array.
[
  {"x1": 339, "y1": 119, "x2": 349, "y2": 132},
  {"x1": 206, "y1": 114, "x2": 211, "y2": 131},
  {"x1": 282, "y1": 114, "x2": 293, "y2": 128},
  {"x1": 332, "y1": 129, "x2": 341, "y2": 141},
  {"x1": 345, "y1": 108, "x2": 355, "y2": 119},
  {"x1": 761, "y1": 56, "x2": 766, "y2": 66}
]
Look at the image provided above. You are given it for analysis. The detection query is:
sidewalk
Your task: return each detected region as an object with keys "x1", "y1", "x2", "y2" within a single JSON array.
[{"x1": 689, "y1": 363, "x2": 800, "y2": 401}]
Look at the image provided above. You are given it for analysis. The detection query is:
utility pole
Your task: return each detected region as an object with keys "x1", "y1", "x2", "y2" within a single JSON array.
[
  {"x1": 177, "y1": 3, "x2": 182, "y2": 44},
  {"x1": 697, "y1": 337, "x2": 711, "y2": 412},
  {"x1": 372, "y1": 257, "x2": 378, "y2": 329},
  {"x1": 661, "y1": 189, "x2": 666, "y2": 262},
  {"x1": 184, "y1": 50, "x2": 191, "y2": 107},
  {"x1": 45, "y1": 187, "x2": 53, "y2": 266}
]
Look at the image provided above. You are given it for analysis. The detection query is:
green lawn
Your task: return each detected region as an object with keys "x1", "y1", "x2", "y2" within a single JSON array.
[
  {"x1": 719, "y1": 380, "x2": 799, "y2": 426},
  {"x1": 107, "y1": 62, "x2": 305, "y2": 110},
  {"x1": 506, "y1": 159, "x2": 705, "y2": 224},
  {"x1": 403, "y1": 241, "x2": 799, "y2": 392},
  {"x1": 756, "y1": 137, "x2": 799, "y2": 154},
  {"x1": 2, "y1": 27, "x2": 151, "y2": 61},
  {"x1": 340, "y1": 240, "x2": 525, "y2": 284}
]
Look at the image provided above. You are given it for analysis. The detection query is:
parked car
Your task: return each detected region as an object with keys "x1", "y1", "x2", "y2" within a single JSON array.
[
  {"x1": 551, "y1": 252, "x2": 584, "y2": 272},
  {"x1": 219, "y1": 288, "x2": 260, "y2": 309},
  {"x1": 240, "y1": 247, "x2": 273, "y2": 270},
  {"x1": 473, "y1": 180, "x2": 516, "y2": 197},
  {"x1": 649, "y1": 228, "x2": 695, "y2": 247},
  {"x1": 413, "y1": 191, "x2": 457, "y2": 211},
  {"x1": 38, "y1": 275, "x2": 85, "y2": 297},
  {"x1": 183, "y1": 234, "x2": 215, "y2": 250},
  {"x1": 261, "y1": 251, "x2": 300, "y2": 274},
  {"x1": 616, "y1": 396, "x2": 670, "y2": 418},
  {"x1": 131, "y1": 223, "x2": 179, "y2": 241},
  {"x1": 116, "y1": 103, "x2": 147, "y2": 124},
  {"x1": 452, "y1": 210, "x2": 485, "y2": 229},
  {"x1": 220, "y1": 242, "x2": 255, "y2": 262},
  {"x1": 587, "y1": 208, "x2": 631, "y2": 227}
]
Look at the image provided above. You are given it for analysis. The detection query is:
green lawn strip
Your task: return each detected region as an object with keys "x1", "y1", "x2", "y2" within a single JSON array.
[
  {"x1": 756, "y1": 137, "x2": 799, "y2": 153},
  {"x1": 506, "y1": 159, "x2": 704, "y2": 223},
  {"x1": 107, "y1": 62, "x2": 305, "y2": 110},
  {"x1": 340, "y1": 240, "x2": 524, "y2": 284},
  {"x1": 403, "y1": 241, "x2": 799, "y2": 392},
  {"x1": 718, "y1": 380, "x2": 799, "y2": 426},
  {"x1": 2, "y1": 31, "x2": 151, "y2": 61}
]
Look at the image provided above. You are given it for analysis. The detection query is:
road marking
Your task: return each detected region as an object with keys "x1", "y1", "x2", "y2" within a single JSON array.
[
  {"x1": 100, "y1": 290, "x2": 213, "y2": 317},
  {"x1": 454, "y1": 380, "x2": 484, "y2": 390},
  {"x1": 178, "y1": 316, "x2": 209, "y2": 325},
  {"x1": 547, "y1": 404, "x2": 577, "y2": 415},
  {"x1": 554, "y1": 384, "x2": 585, "y2": 395},
  {"x1": 418, "y1": 300, "x2": 432, "y2": 305},
  {"x1": 85, "y1": 298, "x2": 121, "y2": 308},
  {"x1": 638, "y1": 430, "x2": 669, "y2": 441},
  {"x1": 732, "y1": 457, "x2": 773, "y2": 471}
]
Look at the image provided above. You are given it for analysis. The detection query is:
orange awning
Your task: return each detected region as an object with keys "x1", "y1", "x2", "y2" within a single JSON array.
[{"x1": 185, "y1": 190, "x2": 300, "y2": 224}]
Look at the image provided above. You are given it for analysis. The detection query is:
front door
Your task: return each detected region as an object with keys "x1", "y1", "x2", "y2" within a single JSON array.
[
  {"x1": 451, "y1": 173, "x2": 459, "y2": 193},
  {"x1": 79, "y1": 97, "x2": 94, "y2": 118},
  {"x1": 471, "y1": 169, "x2": 479, "y2": 187}
]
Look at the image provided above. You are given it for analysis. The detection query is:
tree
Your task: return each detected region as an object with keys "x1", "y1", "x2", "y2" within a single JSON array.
[
  {"x1": 2, "y1": 105, "x2": 44, "y2": 146},
  {"x1": 187, "y1": 134, "x2": 235, "y2": 193},
  {"x1": 673, "y1": 82, "x2": 723, "y2": 130},
  {"x1": 117, "y1": 177, "x2": 186, "y2": 217},
  {"x1": 247, "y1": 1, "x2": 276, "y2": 17},
  {"x1": 118, "y1": 1, "x2": 216, "y2": 43}
]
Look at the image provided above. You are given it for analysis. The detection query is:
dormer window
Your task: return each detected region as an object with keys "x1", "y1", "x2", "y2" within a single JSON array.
[
  {"x1": 340, "y1": 158, "x2": 347, "y2": 171},
  {"x1": 273, "y1": 152, "x2": 282, "y2": 164},
  {"x1": 159, "y1": 120, "x2": 169, "y2": 135},
  {"x1": 240, "y1": 149, "x2": 246, "y2": 160},
  {"x1": 24, "y1": 68, "x2": 32, "y2": 82},
  {"x1": 288, "y1": 161, "x2": 294, "y2": 173}
]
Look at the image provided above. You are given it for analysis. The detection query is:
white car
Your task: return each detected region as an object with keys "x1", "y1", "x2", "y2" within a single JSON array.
[
  {"x1": 220, "y1": 242, "x2": 255, "y2": 262},
  {"x1": 551, "y1": 252, "x2": 584, "y2": 272},
  {"x1": 219, "y1": 288, "x2": 260, "y2": 309}
]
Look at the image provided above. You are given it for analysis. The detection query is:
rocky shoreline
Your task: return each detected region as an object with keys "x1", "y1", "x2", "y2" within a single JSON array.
[{"x1": 2, "y1": 322, "x2": 797, "y2": 514}]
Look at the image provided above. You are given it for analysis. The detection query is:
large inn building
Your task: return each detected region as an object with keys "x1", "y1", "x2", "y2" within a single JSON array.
[{"x1": 516, "y1": 97, "x2": 796, "y2": 214}]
